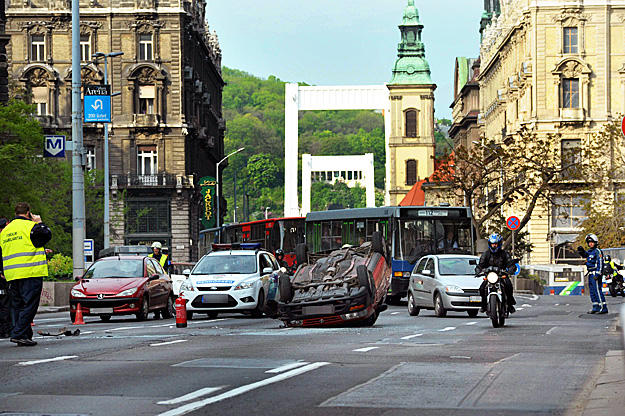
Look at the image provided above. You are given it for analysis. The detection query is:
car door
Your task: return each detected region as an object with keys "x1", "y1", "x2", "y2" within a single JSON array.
[
  {"x1": 411, "y1": 257, "x2": 429, "y2": 306},
  {"x1": 154, "y1": 259, "x2": 173, "y2": 299},
  {"x1": 421, "y1": 258, "x2": 437, "y2": 307},
  {"x1": 146, "y1": 258, "x2": 166, "y2": 308}
]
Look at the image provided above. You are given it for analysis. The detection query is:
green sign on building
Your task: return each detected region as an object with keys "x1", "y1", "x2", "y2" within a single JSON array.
[{"x1": 199, "y1": 176, "x2": 217, "y2": 229}]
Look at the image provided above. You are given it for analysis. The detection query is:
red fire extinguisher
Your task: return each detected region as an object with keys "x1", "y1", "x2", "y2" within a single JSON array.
[{"x1": 175, "y1": 293, "x2": 188, "y2": 328}]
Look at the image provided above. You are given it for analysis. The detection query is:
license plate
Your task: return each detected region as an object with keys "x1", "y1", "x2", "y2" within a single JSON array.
[
  {"x1": 90, "y1": 307, "x2": 114, "y2": 314},
  {"x1": 202, "y1": 294, "x2": 229, "y2": 304},
  {"x1": 469, "y1": 296, "x2": 481, "y2": 303},
  {"x1": 303, "y1": 305, "x2": 334, "y2": 315}
]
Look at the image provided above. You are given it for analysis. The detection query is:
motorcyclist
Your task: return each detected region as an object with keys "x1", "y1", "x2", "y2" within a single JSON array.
[
  {"x1": 476, "y1": 233, "x2": 517, "y2": 314},
  {"x1": 578, "y1": 234, "x2": 607, "y2": 314},
  {"x1": 275, "y1": 249, "x2": 289, "y2": 269},
  {"x1": 603, "y1": 255, "x2": 622, "y2": 280}
]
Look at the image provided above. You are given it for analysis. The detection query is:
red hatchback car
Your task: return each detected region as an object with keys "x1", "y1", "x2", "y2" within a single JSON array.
[{"x1": 69, "y1": 256, "x2": 175, "y2": 322}]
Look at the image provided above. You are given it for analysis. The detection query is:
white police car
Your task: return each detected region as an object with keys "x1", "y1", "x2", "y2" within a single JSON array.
[{"x1": 180, "y1": 243, "x2": 280, "y2": 319}]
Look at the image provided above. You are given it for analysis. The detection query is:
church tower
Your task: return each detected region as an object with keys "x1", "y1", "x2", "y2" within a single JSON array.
[{"x1": 387, "y1": 0, "x2": 436, "y2": 206}]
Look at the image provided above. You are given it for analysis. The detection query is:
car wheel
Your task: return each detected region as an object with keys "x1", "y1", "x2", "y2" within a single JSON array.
[
  {"x1": 186, "y1": 311, "x2": 194, "y2": 320},
  {"x1": 467, "y1": 310, "x2": 479, "y2": 318},
  {"x1": 295, "y1": 243, "x2": 308, "y2": 266},
  {"x1": 161, "y1": 295, "x2": 175, "y2": 319},
  {"x1": 251, "y1": 290, "x2": 265, "y2": 318},
  {"x1": 136, "y1": 296, "x2": 149, "y2": 321},
  {"x1": 357, "y1": 265, "x2": 373, "y2": 298},
  {"x1": 407, "y1": 292, "x2": 420, "y2": 316},
  {"x1": 100, "y1": 315, "x2": 111, "y2": 322},
  {"x1": 207, "y1": 312, "x2": 219, "y2": 319},
  {"x1": 371, "y1": 231, "x2": 384, "y2": 255},
  {"x1": 279, "y1": 273, "x2": 293, "y2": 302},
  {"x1": 434, "y1": 293, "x2": 447, "y2": 317}
]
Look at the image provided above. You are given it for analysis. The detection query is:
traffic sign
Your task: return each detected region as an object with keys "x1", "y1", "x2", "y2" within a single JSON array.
[
  {"x1": 84, "y1": 84, "x2": 111, "y2": 123},
  {"x1": 622, "y1": 116, "x2": 625, "y2": 139},
  {"x1": 84, "y1": 239, "x2": 94, "y2": 268},
  {"x1": 513, "y1": 263, "x2": 521, "y2": 276},
  {"x1": 506, "y1": 216, "x2": 520, "y2": 231},
  {"x1": 44, "y1": 135, "x2": 66, "y2": 157}
]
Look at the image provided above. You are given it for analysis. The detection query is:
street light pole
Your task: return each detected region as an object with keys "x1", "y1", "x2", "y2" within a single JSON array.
[
  {"x1": 93, "y1": 51, "x2": 123, "y2": 249},
  {"x1": 216, "y1": 147, "x2": 245, "y2": 229}
]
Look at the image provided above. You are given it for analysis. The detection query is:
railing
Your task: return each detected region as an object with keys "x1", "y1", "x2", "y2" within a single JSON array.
[{"x1": 113, "y1": 174, "x2": 176, "y2": 187}]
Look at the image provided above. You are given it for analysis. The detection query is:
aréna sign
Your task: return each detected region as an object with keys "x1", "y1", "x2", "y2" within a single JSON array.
[
  {"x1": 44, "y1": 135, "x2": 66, "y2": 158},
  {"x1": 84, "y1": 85, "x2": 111, "y2": 123}
]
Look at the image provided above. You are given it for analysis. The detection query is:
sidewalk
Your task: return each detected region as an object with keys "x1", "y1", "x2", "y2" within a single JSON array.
[
  {"x1": 581, "y1": 350, "x2": 625, "y2": 416},
  {"x1": 37, "y1": 305, "x2": 69, "y2": 314}
]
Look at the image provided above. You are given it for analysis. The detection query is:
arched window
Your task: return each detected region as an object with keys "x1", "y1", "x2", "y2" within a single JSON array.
[
  {"x1": 405, "y1": 109, "x2": 417, "y2": 138},
  {"x1": 406, "y1": 159, "x2": 417, "y2": 186}
]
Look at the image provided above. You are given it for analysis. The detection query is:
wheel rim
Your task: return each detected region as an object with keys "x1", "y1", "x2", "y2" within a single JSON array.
[
  {"x1": 408, "y1": 293, "x2": 414, "y2": 313},
  {"x1": 436, "y1": 296, "x2": 441, "y2": 313},
  {"x1": 168, "y1": 297, "x2": 174, "y2": 315},
  {"x1": 142, "y1": 298, "x2": 148, "y2": 317}
]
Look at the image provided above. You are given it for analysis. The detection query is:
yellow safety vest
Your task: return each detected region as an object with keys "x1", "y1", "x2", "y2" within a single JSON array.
[
  {"x1": 149, "y1": 253, "x2": 168, "y2": 268},
  {"x1": 0, "y1": 219, "x2": 48, "y2": 281}
]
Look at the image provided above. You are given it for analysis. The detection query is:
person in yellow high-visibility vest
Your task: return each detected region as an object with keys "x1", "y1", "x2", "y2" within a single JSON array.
[
  {"x1": 149, "y1": 241, "x2": 171, "y2": 273},
  {"x1": 0, "y1": 202, "x2": 51, "y2": 347}
]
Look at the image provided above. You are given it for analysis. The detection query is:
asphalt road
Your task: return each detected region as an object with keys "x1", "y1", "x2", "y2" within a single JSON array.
[{"x1": 0, "y1": 294, "x2": 623, "y2": 416}]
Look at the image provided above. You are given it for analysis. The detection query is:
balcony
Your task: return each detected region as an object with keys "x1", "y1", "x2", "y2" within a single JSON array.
[
  {"x1": 113, "y1": 174, "x2": 176, "y2": 188},
  {"x1": 133, "y1": 114, "x2": 160, "y2": 128},
  {"x1": 560, "y1": 108, "x2": 584, "y2": 121}
]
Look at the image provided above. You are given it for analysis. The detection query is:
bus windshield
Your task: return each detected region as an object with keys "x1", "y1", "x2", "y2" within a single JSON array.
[{"x1": 395, "y1": 217, "x2": 472, "y2": 262}]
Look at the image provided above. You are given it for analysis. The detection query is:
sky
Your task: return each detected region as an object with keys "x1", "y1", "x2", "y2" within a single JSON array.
[{"x1": 206, "y1": 0, "x2": 485, "y2": 119}]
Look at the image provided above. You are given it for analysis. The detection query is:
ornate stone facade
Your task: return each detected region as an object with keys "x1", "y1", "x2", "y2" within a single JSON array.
[{"x1": 4, "y1": 0, "x2": 225, "y2": 261}]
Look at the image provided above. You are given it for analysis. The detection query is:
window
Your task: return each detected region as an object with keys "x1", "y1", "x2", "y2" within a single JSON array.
[
  {"x1": 80, "y1": 35, "x2": 91, "y2": 62},
  {"x1": 31, "y1": 35, "x2": 45, "y2": 62},
  {"x1": 563, "y1": 27, "x2": 578, "y2": 54},
  {"x1": 32, "y1": 86, "x2": 47, "y2": 116},
  {"x1": 86, "y1": 147, "x2": 96, "y2": 171},
  {"x1": 561, "y1": 139, "x2": 581, "y2": 179},
  {"x1": 139, "y1": 34, "x2": 153, "y2": 60},
  {"x1": 139, "y1": 85, "x2": 155, "y2": 114},
  {"x1": 405, "y1": 109, "x2": 417, "y2": 138},
  {"x1": 406, "y1": 159, "x2": 417, "y2": 186},
  {"x1": 552, "y1": 195, "x2": 587, "y2": 229},
  {"x1": 126, "y1": 200, "x2": 170, "y2": 234},
  {"x1": 562, "y1": 78, "x2": 579, "y2": 108},
  {"x1": 137, "y1": 145, "x2": 157, "y2": 177}
]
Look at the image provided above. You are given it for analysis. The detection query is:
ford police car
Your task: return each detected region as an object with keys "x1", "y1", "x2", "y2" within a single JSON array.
[{"x1": 180, "y1": 243, "x2": 279, "y2": 319}]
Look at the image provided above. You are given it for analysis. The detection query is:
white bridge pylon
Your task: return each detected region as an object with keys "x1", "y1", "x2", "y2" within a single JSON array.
[{"x1": 284, "y1": 83, "x2": 391, "y2": 217}]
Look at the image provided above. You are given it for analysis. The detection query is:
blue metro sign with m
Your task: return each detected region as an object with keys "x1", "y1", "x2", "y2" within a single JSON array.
[
  {"x1": 44, "y1": 135, "x2": 66, "y2": 158},
  {"x1": 84, "y1": 84, "x2": 111, "y2": 123}
]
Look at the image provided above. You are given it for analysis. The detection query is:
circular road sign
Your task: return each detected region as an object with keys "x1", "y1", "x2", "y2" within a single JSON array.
[
  {"x1": 506, "y1": 216, "x2": 520, "y2": 231},
  {"x1": 622, "y1": 116, "x2": 625, "y2": 138}
]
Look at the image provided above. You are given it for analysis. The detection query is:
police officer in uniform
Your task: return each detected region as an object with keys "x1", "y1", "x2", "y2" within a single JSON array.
[
  {"x1": 0, "y1": 202, "x2": 51, "y2": 346},
  {"x1": 149, "y1": 241, "x2": 171, "y2": 273},
  {"x1": 578, "y1": 234, "x2": 608, "y2": 314}
]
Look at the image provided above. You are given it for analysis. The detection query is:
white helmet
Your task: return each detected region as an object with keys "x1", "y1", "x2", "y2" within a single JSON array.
[{"x1": 151, "y1": 241, "x2": 162, "y2": 249}]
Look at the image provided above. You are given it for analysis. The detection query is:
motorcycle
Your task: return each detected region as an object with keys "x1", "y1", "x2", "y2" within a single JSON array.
[
  {"x1": 605, "y1": 270, "x2": 625, "y2": 298},
  {"x1": 483, "y1": 266, "x2": 510, "y2": 328}
]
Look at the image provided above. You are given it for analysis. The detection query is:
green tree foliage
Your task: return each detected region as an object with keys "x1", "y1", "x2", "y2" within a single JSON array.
[
  {"x1": 220, "y1": 68, "x2": 385, "y2": 222},
  {"x1": 47, "y1": 253, "x2": 73, "y2": 281}
]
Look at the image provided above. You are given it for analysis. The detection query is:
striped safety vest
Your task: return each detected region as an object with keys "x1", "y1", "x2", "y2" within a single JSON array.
[
  {"x1": 0, "y1": 219, "x2": 48, "y2": 281},
  {"x1": 149, "y1": 253, "x2": 168, "y2": 268}
]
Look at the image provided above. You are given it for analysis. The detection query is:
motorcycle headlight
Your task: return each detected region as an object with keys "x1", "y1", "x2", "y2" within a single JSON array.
[
  {"x1": 117, "y1": 288, "x2": 137, "y2": 297},
  {"x1": 71, "y1": 288, "x2": 86, "y2": 298},
  {"x1": 445, "y1": 285, "x2": 464, "y2": 294},
  {"x1": 235, "y1": 281, "x2": 254, "y2": 290},
  {"x1": 487, "y1": 272, "x2": 499, "y2": 284},
  {"x1": 180, "y1": 280, "x2": 194, "y2": 291}
]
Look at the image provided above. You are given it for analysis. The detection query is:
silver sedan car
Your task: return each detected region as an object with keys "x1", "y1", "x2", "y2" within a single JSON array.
[{"x1": 407, "y1": 255, "x2": 482, "y2": 317}]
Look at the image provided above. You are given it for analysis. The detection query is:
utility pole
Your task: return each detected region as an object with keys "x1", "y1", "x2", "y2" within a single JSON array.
[{"x1": 71, "y1": 0, "x2": 85, "y2": 278}]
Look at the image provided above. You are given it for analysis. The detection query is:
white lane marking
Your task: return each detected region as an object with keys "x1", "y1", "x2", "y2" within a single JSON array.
[
  {"x1": 516, "y1": 308, "x2": 524, "y2": 311},
  {"x1": 555, "y1": 303, "x2": 560, "y2": 306},
  {"x1": 521, "y1": 304, "x2": 532, "y2": 307},
  {"x1": 107, "y1": 326, "x2": 142, "y2": 331},
  {"x1": 280, "y1": 327, "x2": 293, "y2": 331},
  {"x1": 401, "y1": 334, "x2": 423, "y2": 340},
  {"x1": 17, "y1": 355, "x2": 78, "y2": 366},
  {"x1": 353, "y1": 347, "x2": 379, "y2": 352},
  {"x1": 81, "y1": 331, "x2": 94, "y2": 335},
  {"x1": 439, "y1": 327, "x2": 456, "y2": 332},
  {"x1": 157, "y1": 387, "x2": 223, "y2": 405},
  {"x1": 465, "y1": 322, "x2": 478, "y2": 326},
  {"x1": 546, "y1": 327, "x2": 557, "y2": 335},
  {"x1": 150, "y1": 323, "x2": 176, "y2": 328},
  {"x1": 150, "y1": 340, "x2": 188, "y2": 347},
  {"x1": 529, "y1": 294, "x2": 539, "y2": 301},
  {"x1": 391, "y1": 312, "x2": 400, "y2": 315},
  {"x1": 156, "y1": 362, "x2": 330, "y2": 416},
  {"x1": 266, "y1": 361, "x2": 309, "y2": 373},
  {"x1": 450, "y1": 356, "x2": 471, "y2": 359}
]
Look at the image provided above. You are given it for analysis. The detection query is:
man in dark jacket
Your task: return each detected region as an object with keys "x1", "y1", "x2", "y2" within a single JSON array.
[
  {"x1": 476, "y1": 233, "x2": 517, "y2": 314},
  {"x1": 0, "y1": 217, "x2": 12, "y2": 338}
]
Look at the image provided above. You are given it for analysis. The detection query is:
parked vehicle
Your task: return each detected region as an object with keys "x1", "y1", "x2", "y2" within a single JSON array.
[
  {"x1": 170, "y1": 262, "x2": 196, "y2": 296},
  {"x1": 180, "y1": 243, "x2": 279, "y2": 319},
  {"x1": 407, "y1": 255, "x2": 482, "y2": 318},
  {"x1": 481, "y1": 266, "x2": 510, "y2": 328},
  {"x1": 69, "y1": 256, "x2": 175, "y2": 322},
  {"x1": 268, "y1": 232, "x2": 391, "y2": 327},
  {"x1": 606, "y1": 270, "x2": 625, "y2": 297}
]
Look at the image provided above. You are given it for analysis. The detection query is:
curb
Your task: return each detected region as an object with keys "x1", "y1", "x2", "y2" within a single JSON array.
[{"x1": 581, "y1": 350, "x2": 625, "y2": 416}]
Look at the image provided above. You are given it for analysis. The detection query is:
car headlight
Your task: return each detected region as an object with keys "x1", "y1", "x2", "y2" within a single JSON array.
[
  {"x1": 117, "y1": 288, "x2": 137, "y2": 297},
  {"x1": 71, "y1": 288, "x2": 86, "y2": 298},
  {"x1": 234, "y1": 281, "x2": 254, "y2": 290},
  {"x1": 487, "y1": 272, "x2": 499, "y2": 284},
  {"x1": 180, "y1": 280, "x2": 194, "y2": 291},
  {"x1": 445, "y1": 285, "x2": 464, "y2": 293}
]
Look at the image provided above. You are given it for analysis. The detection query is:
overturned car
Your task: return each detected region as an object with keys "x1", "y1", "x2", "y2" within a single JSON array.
[{"x1": 261, "y1": 232, "x2": 391, "y2": 327}]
